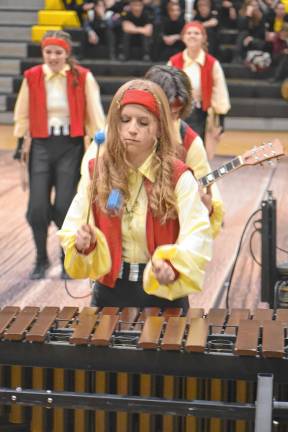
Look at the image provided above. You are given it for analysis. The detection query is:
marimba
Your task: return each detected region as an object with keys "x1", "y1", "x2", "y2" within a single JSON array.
[{"x1": 0, "y1": 305, "x2": 288, "y2": 432}]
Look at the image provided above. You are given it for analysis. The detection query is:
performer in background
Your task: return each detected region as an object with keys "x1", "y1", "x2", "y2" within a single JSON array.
[
  {"x1": 13, "y1": 30, "x2": 105, "y2": 280},
  {"x1": 58, "y1": 79, "x2": 212, "y2": 310},
  {"x1": 168, "y1": 21, "x2": 230, "y2": 144},
  {"x1": 145, "y1": 64, "x2": 224, "y2": 238}
]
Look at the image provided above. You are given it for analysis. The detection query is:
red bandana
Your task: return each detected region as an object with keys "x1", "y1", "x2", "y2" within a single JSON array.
[
  {"x1": 120, "y1": 89, "x2": 160, "y2": 118},
  {"x1": 41, "y1": 37, "x2": 71, "y2": 54},
  {"x1": 181, "y1": 21, "x2": 206, "y2": 37}
]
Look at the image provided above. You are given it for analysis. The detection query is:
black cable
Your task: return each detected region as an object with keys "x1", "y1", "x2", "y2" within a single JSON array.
[
  {"x1": 276, "y1": 246, "x2": 288, "y2": 255},
  {"x1": 223, "y1": 158, "x2": 281, "y2": 309},
  {"x1": 63, "y1": 279, "x2": 92, "y2": 299},
  {"x1": 253, "y1": 218, "x2": 262, "y2": 231},
  {"x1": 225, "y1": 208, "x2": 262, "y2": 309},
  {"x1": 249, "y1": 228, "x2": 261, "y2": 267}
]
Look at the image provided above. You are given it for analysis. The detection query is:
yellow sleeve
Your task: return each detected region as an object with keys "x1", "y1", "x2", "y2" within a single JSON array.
[
  {"x1": 186, "y1": 135, "x2": 224, "y2": 237},
  {"x1": 57, "y1": 167, "x2": 111, "y2": 280},
  {"x1": 211, "y1": 60, "x2": 231, "y2": 115},
  {"x1": 85, "y1": 72, "x2": 106, "y2": 138},
  {"x1": 143, "y1": 170, "x2": 213, "y2": 301},
  {"x1": 13, "y1": 78, "x2": 29, "y2": 138}
]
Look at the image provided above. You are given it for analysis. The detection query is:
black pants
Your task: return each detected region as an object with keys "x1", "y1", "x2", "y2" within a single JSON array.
[
  {"x1": 91, "y1": 279, "x2": 189, "y2": 312},
  {"x1": 27, "y1": 135, "x2": 84, "y2": 262},
  {"x1": 186, "y1": 108, "x2": 208, "y2": 143}
]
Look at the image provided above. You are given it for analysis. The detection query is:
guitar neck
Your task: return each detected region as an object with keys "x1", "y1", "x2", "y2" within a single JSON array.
[{"x1": 198, "y1": 156, "x2": 243, "y2": 188}]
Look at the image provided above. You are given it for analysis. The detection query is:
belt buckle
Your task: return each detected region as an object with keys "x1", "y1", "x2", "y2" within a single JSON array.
[{"x1": 129, "y1": 263, "x2": 139, "y2": 282}]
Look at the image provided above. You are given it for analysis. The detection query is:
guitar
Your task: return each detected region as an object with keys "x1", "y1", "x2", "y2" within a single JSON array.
[{"x1": 198, "y1": 139, "x2": 285, "y2": 188}]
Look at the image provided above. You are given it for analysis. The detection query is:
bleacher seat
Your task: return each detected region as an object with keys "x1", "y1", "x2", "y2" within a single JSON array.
[
  {"x1": 31, "y1": 25, "x2": 62, "y2": 42},
  {"x1": 38, "y1": 10, "x2": 80, "y2": 27},
  {"x1": 32, "y1": 0, "x2": 83, "y2": 42},
  {"x1": 45, "y1": 0, "x2": 84, "y2": 9},
  {"x1": 45, "y1": 0, "x2": 64, "y2": 10}
]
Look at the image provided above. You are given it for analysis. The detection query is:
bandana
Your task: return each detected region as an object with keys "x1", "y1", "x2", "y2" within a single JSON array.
[
  {"x1": 181, "y1": 21, "x2": 206, "y2": 37},
  {"x1": 120, "y1": 89, "x2": 160, "y2": 118},
  {"x1": 41, "y1": 37, "x2": 71, "y2": 54}
]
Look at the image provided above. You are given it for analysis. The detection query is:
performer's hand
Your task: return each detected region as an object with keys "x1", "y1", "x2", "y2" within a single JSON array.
[
  {"x1": 22, "y1": 136, "x2": 31, "y2": 163},
  {"x1": 75, "y1": 224, "x2": 96, "y2": 252},
  {"x1": 199, "y1": 185, "x2": 213, "y2": 216},
  {"x1": 152, "y1": 259, "x2": 176, "y2": 285}
]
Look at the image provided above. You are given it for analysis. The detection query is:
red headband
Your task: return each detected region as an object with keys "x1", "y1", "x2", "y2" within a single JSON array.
[
  {"x1": 181, "y1": 21, "x2": 206, "y2": 37},
  {"x1": 41, "y1": 37, "x2": 71, "y2": 54},
  {"x1": 120, "y1": 89, "x2": 160, "y2": 118}
]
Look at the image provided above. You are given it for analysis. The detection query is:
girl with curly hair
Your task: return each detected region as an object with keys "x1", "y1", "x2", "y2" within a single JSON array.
[{"x1": 59, "y1": 79, "x2": 212, "y2": 310}]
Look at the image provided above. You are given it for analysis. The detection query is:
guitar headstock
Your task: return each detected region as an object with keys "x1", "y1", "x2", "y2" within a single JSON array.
[{"x1": 242, "y1": 139, "x2": 285, "y2": 166}]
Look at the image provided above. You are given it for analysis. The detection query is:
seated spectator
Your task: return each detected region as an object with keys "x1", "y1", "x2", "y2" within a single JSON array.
[
  {"x1": 83, "y1": 0, "x2": 116, "y2": 59},
  {"x1": 233, "y1": 0, "x2": 271, "y2": 62},
  {"x1": 265, "y1": 2, "x2": 288, "y2": 56},
  {"x1": 62, "y1": 0, "x2": 96, "y2": 25},
  {"x1": 266, "y1": 1, "x2": 288, "y2": 34},
  {"x1": 104, "y1": 0, "x2": 130, "y2": 53},
  {"x1": 158, "y1": 1, "x2": 185, "y2": 60},
  {"x1": 119, "y1": 0, "x2": 154, "y2": 61},
  {"x1": 269, "y1": 21, "x2": 288, "y2": 81},
  {"x1": 194, "y1": 0, "x2": 219, "y2": 56},
  {"x1": 258, "y1": 0, "x2": 277, "y2": 26},
  {"x1": 160, "y1": 0, "x2": 185, "y2": 17},
  {"x1": 217, "y1": 0, "x2": 240, "y2": 29},
  {"x1": 143, "y1": 0, "x2": 160, "y2": 23}
]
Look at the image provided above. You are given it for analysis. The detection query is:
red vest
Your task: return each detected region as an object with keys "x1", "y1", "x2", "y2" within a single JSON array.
[
  {"x1": 180, "y1": 120, "x2": 198, "y2": 153},
  {"x1": 25, "y1": 64, "x2": 88, "y2": 138},
  {"x1": 89, "y1": 159, "x2": 189, "y2": 288},
  {"x1": 169, "y1": 51, "x2": 215, "y2": 112},
  {"x1": 176, "y1": 120, "x2": 198, "y2": 163}
]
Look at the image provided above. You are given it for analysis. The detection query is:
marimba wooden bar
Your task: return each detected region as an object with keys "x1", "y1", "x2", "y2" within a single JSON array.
[{"x1": 0, "y1": 306, "x2": 287, "y2": 431}]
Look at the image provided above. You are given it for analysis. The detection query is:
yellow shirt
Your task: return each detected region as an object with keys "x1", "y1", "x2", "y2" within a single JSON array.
[
  {"x1": 82, "y1": 124, "x2": 224, "y2": 238},
  {"x1": 58, "y1": 151, "x2": 213, "y2": 301},
  {"x1": 274, "y1": 17, "x2": 285, "y2": 32},
  {"x1": 281, "y1": 0, "x2": 288, "y2": 13},
  {"x1": 13, "y1": 64, "x2": 105, "y2": 138},
  {"x1": 184, "y1": 131, "x2": 224, "y2": 237}
]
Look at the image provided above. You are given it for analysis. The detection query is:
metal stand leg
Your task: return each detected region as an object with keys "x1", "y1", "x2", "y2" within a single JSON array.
[
  {"x1": 255, "y1": 373, "x2": 273, "y2": 432},
  {"x1": 261, "y1": 192, "x2": 277, "y2": 307}
]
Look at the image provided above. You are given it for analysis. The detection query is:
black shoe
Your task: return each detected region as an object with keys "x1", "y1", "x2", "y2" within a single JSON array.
[{"x1": 30, "y1": 260, "x2": 50, "y2": 280}]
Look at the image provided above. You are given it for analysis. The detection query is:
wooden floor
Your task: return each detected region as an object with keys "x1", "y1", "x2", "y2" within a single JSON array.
[{"x1": 1, "y1": 126, "x2": 288, "y2": 311}]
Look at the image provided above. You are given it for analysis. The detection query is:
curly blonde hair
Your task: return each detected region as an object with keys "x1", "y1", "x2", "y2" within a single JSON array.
[{"x1": 95, "y1": 79, "x2": 179, "y2": 222}]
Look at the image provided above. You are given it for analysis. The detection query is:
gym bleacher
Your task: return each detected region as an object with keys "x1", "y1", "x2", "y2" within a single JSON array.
[{"x1": 0, "y1": 0, "x2": 287, "y2": 130}]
